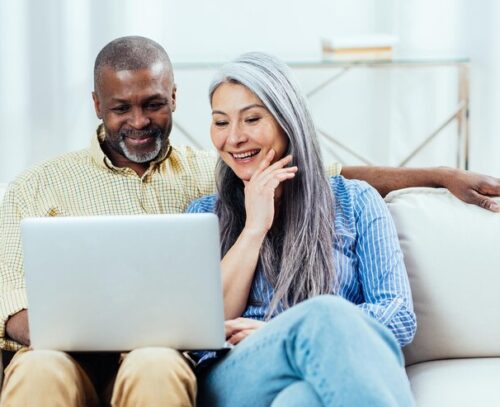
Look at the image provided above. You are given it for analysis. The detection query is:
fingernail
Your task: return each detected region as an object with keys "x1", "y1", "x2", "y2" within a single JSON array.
[{"x1": 490, "y1": 202, "x2": 500, "y2": 212}]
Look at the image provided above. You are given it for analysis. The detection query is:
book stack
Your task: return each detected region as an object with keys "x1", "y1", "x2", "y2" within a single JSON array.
[{"x1": 321, "y1": 34, "x2": 398, "y2": 61}]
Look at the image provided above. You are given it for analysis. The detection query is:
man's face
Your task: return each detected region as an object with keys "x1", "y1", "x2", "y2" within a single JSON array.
[{"x1": 92, "y1": 63, "x2": 176, "y2": 168}]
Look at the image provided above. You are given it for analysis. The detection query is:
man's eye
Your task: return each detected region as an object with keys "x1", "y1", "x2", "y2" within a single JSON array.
[
  {"x1": 111, "y1": 105, "x2": 129, "y2": 114},
  {"x1": 146, "y1": 102, "x2": 165, "y2": 110}
]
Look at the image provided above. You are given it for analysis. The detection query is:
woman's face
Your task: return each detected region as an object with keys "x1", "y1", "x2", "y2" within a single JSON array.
[{"x1": 210, "y1": 82, "x2": 289, "y2": 182}]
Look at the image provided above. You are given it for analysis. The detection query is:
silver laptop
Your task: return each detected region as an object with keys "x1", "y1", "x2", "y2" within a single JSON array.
[{"x1": 21, "y1": 213, "x2": 225, "y2": 351}]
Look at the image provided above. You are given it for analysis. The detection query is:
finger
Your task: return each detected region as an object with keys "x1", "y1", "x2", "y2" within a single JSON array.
[
  {"x1": 225, "y1": 317, "x2": 264, "y2": 334},
  {"x1": 261, "y1": 154, "x2": 294, "y2": 175},
  {"x1": 224, "y1": 318, "x2": 253, "y2": 337},
  {"x1": 260, "y1": 167, "x2": 298, "y2": 188},
  {"x1": 250, "y1": 150, "x2": 275, "y2": 181},
  {"x1": 228, "y1": 329, "x2": 255, "y2": 345},
  {"x1": 252, "y1": 155, "x2": 294, "y2": 184},
  {"x1": 467, "y1": 190, "x2": 500, "y2": 212},
  {"x1": 478, "y1": 177, "x2": 500, "y2": 196},
  {"x1": 256, "y1": 170, "x2": 297, "y2": 194},
  {"x1": 234, "y1": 317, "x2": 266, "y2": 330},
  {"x1": 224, "y1": 319, "x2": 242, "y2": 338}
]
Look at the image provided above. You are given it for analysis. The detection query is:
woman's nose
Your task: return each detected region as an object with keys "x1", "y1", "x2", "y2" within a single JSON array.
[{"x1": 226, "y1": 123, "x2": 248, "y2": 145}]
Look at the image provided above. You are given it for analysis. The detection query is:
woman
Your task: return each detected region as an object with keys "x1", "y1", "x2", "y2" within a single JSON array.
[{"x1": 187, "y1": 52, "x2": 416, "y2": 407}]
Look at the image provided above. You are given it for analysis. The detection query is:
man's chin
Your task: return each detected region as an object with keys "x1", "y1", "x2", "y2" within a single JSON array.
[
  {"x1": 120, "y1": 138, "x2": 167, "y2": 164},
  {"x1": 123, "y1": 149, "x2": 160, "y2": 164}
]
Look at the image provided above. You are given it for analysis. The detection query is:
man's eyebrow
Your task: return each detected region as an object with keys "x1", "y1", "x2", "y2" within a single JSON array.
[
  {"x1": 142, "y1": 94, "x2": 167, "y2": 102},
  {"x1": 212, "y1": 104, "x2": 266, "y2": 115},
  {"x1": 109, "y1": 94, "x2": 167, "y2": 104},
  {"x1": 110, "y1": 97, "x2": 130, "y2": 104}
]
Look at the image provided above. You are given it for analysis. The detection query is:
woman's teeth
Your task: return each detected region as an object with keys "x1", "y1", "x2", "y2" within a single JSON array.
[{"x1": 232, "y1": 150, "x2": 260, "y2": 159}]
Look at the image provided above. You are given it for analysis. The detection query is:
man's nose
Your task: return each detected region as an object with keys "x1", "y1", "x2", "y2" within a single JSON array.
[{"x1": 128, "y1": 108, "x2": 150, "y2": 129}]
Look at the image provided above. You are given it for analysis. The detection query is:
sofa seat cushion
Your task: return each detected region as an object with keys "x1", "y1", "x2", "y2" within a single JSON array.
[{"x1": 407, "y1": 358, "x2": 500, "y2": 406}]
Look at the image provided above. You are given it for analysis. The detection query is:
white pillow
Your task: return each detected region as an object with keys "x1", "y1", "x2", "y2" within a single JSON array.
[{"x1": 385, "y1": 188, "x2": 500, "y2": 366}]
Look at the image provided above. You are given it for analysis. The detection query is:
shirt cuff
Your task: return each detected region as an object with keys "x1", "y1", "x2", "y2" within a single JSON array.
[{"x1": 357, "y1": 297, "x2": 404, "y2": 326}]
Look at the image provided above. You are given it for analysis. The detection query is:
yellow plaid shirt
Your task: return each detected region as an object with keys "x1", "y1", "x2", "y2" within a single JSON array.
[{"x1": 0, "y1": 126, "x2": 342, "y2": 351}]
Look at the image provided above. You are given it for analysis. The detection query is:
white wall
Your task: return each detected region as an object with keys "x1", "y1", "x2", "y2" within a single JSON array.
[{"x1": 0, "y1": 0, "x2": 498, "y2": 182}]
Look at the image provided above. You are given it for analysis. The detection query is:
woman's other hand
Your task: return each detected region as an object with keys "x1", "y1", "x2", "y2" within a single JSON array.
[
  {"x1": 243, "y1": 150, "x2": 298, "y2": 234},
  {"x1": 225, "y1": 317, "x2": 266, "y2": 345}
]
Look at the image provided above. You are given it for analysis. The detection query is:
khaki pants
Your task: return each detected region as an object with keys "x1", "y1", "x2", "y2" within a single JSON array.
[{"x1": 0, "y1": 347, "x2": 196, "y2": 407}]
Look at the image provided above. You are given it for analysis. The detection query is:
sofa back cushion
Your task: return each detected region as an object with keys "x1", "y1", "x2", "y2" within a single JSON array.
[{"x1": 385, "y1": 188, "x2": 500, "y2": 366}]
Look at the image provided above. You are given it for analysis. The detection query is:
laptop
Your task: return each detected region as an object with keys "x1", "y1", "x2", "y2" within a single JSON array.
[{"x1": 20, "y1": 213, "x2": 225, "y2": 352}]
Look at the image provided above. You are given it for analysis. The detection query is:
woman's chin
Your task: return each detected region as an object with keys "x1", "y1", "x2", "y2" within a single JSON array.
[{"x1": 232, "y1": 169, "x2": 253, "y2": 183}]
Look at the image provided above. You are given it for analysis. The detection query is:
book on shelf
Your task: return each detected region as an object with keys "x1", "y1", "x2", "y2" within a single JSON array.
[{"x1": 321, "y1": 34, "x2": 398, "y2": 61}]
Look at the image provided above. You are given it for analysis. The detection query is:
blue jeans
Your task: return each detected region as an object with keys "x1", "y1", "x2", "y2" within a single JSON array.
[{"x1": 197, "y1": 295, "x2": 414, "y2": 407}]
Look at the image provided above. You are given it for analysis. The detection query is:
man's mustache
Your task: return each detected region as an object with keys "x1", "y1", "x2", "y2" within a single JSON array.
[{"x1": 118, "y1": 127, "x2": 164, "y2": 140}]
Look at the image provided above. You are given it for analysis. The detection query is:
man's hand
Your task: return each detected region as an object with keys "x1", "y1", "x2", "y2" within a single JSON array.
[
  {"x1": 443, "y1": 169, "x2": 500, "y2": 212},
  {"x1": 225, "y1": 317, "x2": 266, "y2": 345},
  {"x1": 341, "y1": 165, "x2": 500, "y2": 212},
  {"x1": 5, "y1": 309, "x2": 30, "y2": 346}
]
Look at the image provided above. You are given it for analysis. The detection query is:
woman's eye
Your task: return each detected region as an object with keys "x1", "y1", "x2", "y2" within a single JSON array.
[
  {"x1": 214, "y1": 121, "x2": 228, "y2": 127},
  {"x1": 245, "y1": 117, "x2": 260, "y2": 124}
]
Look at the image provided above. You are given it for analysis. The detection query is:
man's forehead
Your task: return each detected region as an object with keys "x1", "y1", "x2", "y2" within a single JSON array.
[
  {"x1": 98, "y1": 63, "x2": 174, "y2": 98},
  {"x1": 102, "y1": 62, "x2": 172, "y2": 81}
]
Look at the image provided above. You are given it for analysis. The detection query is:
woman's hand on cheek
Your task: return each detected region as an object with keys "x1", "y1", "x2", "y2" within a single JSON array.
[
  {"x1": 225, "y1": 317, "x2": 266, "y2": 345},
  {"x1": 243, "y1": 149, "x2": 298, "y2": 235}
]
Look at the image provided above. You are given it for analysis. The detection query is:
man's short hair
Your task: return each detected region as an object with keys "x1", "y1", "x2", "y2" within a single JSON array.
[{"x1": 94, "y1": 36, "x2": 173, "y2": 91}]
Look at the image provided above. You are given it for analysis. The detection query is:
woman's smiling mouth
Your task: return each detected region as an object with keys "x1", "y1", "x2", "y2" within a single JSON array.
[{"x1": 231, "y1": 149, "x2": 260, "y2": 161}]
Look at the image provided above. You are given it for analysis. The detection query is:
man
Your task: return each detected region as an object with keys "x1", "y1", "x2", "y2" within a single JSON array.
[
  {"x1": 0, "y1": 36, "x2": 214, "y2": 407},
  {"x1": 1, "y1": 36, "x2": 499, "y2": 406}
]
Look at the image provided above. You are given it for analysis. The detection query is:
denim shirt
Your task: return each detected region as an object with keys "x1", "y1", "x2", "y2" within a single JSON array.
[{"x1": 187, "y1": 176, "x2": 416, "y2": 364}]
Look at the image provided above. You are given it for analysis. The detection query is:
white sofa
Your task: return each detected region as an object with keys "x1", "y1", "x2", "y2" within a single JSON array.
[
  {"x1": 386, "y1": 187, "x2": 500, "y2": 406},
  {"x1": 1, "y1": 183, "x2": 499, "y2": 405}
]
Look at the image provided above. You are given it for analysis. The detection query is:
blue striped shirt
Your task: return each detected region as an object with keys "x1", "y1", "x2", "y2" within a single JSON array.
[{"x1": 187, "y1": 176, "x2": 416, "y2": 351}]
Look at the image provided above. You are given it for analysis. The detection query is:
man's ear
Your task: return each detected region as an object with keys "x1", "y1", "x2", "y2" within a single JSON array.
[
  {"x1": 92, "y1": 91, "x2": 103, "y2": 119},
  {"x1": 171, "y1": 84, "x2": 177, "y2": 113}
]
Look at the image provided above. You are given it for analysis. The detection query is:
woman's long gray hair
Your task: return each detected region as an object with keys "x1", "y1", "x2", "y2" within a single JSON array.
[{"x1": 209, "y1": 52, "x2": 335, "y2": 317}]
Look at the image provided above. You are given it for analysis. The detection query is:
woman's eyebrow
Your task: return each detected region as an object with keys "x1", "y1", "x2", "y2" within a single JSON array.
[
  {"x1": 240, "y1": 103, "x2": 266, "y2": 113},
  {"x1": 212, "y1": 104, "x2": 266, "y2": 116},
  {"x1": 212, "y1": 110, "x2": 227, "y2": 116}
]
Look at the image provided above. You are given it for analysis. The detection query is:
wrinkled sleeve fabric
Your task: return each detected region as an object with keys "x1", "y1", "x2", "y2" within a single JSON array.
[
  {"x1": 186, "y1": 194, "x2": 217, "y2": 214},
  {"x1": 0, "y1": 182, "x2": 30, "y2": 351},
  {"x1": 351, "y1": 182, "x2": 416, "y2": 347}
]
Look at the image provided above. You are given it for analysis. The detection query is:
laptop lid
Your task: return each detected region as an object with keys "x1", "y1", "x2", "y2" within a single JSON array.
[{"x1": 21, "y1": 213, "x2": 225, "y2": 351}]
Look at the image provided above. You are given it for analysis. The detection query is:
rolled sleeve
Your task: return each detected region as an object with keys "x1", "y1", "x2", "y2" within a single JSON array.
[{"x1": 353, "y1": 185, "x2": 416, "y2": 347}]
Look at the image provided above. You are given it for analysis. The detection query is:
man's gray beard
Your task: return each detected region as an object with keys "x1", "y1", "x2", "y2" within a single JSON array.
[{"x1": 119, "y1": 136, "x2": 163, "y2": 163}]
